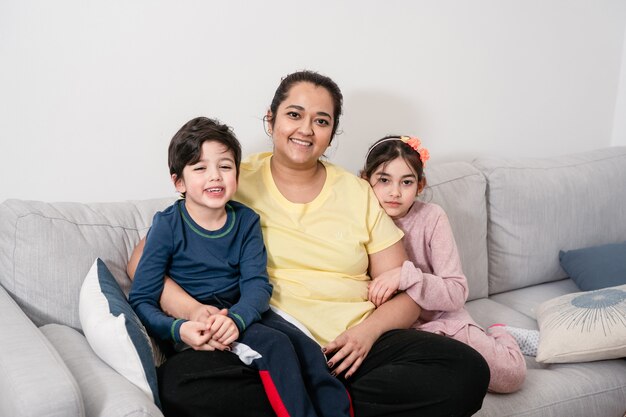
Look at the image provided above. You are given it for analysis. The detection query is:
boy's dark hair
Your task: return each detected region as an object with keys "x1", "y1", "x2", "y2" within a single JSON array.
[
  {"x1": 267, "y1": 70, "x2": 343, "y2": 141},
  {"x1": 168, "y1": 117, "x2": 242, "y2": 188}
]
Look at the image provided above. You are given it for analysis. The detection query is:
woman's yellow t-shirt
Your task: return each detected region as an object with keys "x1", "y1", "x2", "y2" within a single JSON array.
[{"x1": 235, "y1": 153, "x2": 403, "y2": 345}]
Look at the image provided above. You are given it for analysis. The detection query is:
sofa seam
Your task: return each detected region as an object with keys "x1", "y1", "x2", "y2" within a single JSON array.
[
  {"x1": 15, "y1": 211, "x2": 148, "y2": 232},
  {"x1": 498, "y1": 385, "x2": 626, "y2": 416},
  {"x1": 426, "y1": 171, "x2": 485, "y2": 189}
]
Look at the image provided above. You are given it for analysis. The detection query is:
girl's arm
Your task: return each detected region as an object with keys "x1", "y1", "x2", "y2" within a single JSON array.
[
  {"x1": 324, "y1": 240, "x2": 421, "y2": 378},
  {"x1": 401, "y1": 212, "x2": 468, "y2": 312}
]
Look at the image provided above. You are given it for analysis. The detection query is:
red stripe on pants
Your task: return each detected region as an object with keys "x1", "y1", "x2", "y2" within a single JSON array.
[
  {"x1": 347, "y1": 389, "x2": 354, "y2": 417},
  {"x1": 259, "y1": 370, "x2": 290, "y2": 417}
]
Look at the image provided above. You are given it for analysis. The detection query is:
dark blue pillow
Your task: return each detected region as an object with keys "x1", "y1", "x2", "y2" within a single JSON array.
[
  {"x1": 559, "y1": 241, "x2": 626, "y2": 291},
  {"x1": 79, "y1": 258, "x2": 161, "y2": 408}
]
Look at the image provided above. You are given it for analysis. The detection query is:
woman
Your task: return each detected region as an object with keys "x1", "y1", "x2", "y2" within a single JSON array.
[{"x1": 129, "y1": 70, "x2": 489, "y2": 417}]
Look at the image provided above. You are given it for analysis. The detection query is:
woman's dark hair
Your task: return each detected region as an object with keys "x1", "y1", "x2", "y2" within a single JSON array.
[
  {"x1": 362, "y1": 135, "x2": 426, "y2": 184},
  {"x1": 267, "y1": 70, "x2": 343, "y2": 141},
  {"x1": 168, "y1": 117, "x2": 242, "y2": 190}
]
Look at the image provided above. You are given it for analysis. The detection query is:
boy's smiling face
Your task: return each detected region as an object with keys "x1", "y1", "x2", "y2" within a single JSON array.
[{"x1": 174, "y1": 140, "x2": 237, "y2": 222}]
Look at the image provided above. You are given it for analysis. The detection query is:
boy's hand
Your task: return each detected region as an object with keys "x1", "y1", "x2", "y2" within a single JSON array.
[
  {"x1": 207, "y1": 314, "x2": 239, "y2": 347},
  {"x1": 368, "y1": 266, "x2": 402, "y2": 306},
  {"x1": 179, "y1": 321, "x2": 214, "y2": 350},
  {"x1": 185, "y1": 307, "x2": 233, "y2": 351}
]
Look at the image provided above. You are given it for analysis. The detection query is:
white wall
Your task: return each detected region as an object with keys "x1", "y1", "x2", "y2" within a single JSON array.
[
  {"x1": 2, "y1": 0, "x2": 626, "y2": 203},
  {"x1": 612, "y1": 21, "x2": 626, "y2": 147}
]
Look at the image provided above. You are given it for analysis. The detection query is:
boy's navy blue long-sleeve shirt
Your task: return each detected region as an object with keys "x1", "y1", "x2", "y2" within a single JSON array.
[{"x1": 129, "y1": 199, "x2": 272, "y2": 342}]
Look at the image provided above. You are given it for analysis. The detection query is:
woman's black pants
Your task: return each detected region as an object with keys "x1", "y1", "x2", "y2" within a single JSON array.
[{"x1": 157, "y1": 329, "x2": 490, "y2": 417}]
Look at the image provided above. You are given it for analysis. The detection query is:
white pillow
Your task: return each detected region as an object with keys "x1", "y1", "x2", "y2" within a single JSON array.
[
  {"x1": 79, "y1": 258, "x2": 161, "y2": 407},
  {"x1": 536, "y1": 284, "x2": 626, "y2": 363}
]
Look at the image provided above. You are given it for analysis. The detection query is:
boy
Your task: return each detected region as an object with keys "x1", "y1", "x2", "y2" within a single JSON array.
[{"x1": 129, "y1": 117, "x2": 351, "y2": 417}]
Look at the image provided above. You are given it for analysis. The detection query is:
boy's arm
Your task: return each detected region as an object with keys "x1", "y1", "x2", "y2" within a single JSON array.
[
  {"x1": 128, "y1": 235, "x2": 231, "y2": 351},
  {"x1": 128, "y1": 238, "x2": 220, "y2": 320},
  {"x1": 227, "y1": 214, "x2": 272, "y2": 333},
  {"x1": 129, "y1": 216, "x2": 187, "y2": 343}
]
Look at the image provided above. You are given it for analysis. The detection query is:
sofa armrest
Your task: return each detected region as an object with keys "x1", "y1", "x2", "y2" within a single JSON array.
[
  {"x1": 0, "y1": 285, "x2": 85, "y2": 417},
  {"x1": 41, "y1": 324, "x2": 164, "y2": 417}
]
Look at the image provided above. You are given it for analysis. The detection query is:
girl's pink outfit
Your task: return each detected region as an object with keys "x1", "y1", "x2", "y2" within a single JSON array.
[{"x1": 395, "y1": 201, "x2": 526, "y2": 393}]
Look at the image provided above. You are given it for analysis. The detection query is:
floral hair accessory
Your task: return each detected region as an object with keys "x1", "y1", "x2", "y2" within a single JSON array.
[
  {"x1": 400, "y1": 136, "x2": 430, "y2": 166},
  {"x1": 365, "y1": 135, "x2": 431, "y2": 167}
]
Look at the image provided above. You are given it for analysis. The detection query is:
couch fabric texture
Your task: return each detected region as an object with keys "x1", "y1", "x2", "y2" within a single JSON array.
[{"x1": 1, "y1": 147, "x2": 625, "y2": 417}]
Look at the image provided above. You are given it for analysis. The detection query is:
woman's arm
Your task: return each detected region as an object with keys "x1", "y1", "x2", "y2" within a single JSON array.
[{"x1": 324, "y1": 240, "x2": 422, "y2": 378}]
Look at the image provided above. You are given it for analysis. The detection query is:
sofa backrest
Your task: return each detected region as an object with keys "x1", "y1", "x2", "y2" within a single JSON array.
[
  {"x1": 418, "y1": 161, "x2": 489, "y2": 301},
  {"x1": 0, "y1": 165, "x2": 490, "y2": 328},
  {"x1": 0, "y1": 198, "x2": 174, "y2": 329},
  {"x1": 474, "y1": 146, "x2": 626, "y2": 295}
]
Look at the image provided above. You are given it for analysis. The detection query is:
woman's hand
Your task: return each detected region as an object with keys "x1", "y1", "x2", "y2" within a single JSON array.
[
  {"x1": 368, "y1": 265, "x2": 402, "y2": 306},
  {"x1": 325, "y1": 292, "x2": 422, "y2": 379},
  {"x1": 189, "y1": 304, "x2": 222, "y2": 323},
  {"x1": 323, "y1": 322, "x2": 378, "y2": 379}
]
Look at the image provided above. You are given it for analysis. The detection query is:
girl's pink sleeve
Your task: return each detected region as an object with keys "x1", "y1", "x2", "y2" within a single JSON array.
[{"x1": 399, "y1": 213, "x2": 468, "y2": 312}]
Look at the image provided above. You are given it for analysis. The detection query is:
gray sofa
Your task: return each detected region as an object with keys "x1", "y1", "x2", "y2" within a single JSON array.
[{"x1": 1, "y1": 146, "x2": 625, "y2": 417}]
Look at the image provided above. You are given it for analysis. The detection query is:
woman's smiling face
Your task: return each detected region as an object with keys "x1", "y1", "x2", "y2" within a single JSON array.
[{"x1": 269, "y1": 81, "x2": 335, "y2": 169}]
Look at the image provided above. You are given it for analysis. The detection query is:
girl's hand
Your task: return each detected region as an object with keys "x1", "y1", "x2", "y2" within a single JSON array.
[
  {"x1": 368, "y1": 266, "x2": 402, "y2": 306},
  {"x1": 323, "y1": 322, "x2": 377, "y2": 379},
  {"x1": 179, "y1": 321, "x2": 214, "y2": 350},
  {"x1": 207, "y1": 314, "x2": 239, "y2": 347}
]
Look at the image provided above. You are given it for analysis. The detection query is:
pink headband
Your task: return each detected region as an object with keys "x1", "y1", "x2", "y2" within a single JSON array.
[{"x1": 365, "y1": 136, "x2": 430, "y2": 167}]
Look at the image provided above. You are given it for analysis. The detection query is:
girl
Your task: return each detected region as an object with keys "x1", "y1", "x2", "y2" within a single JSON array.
[{"x1": 361, "y1": 135, "x2": 529, "y2": 393}]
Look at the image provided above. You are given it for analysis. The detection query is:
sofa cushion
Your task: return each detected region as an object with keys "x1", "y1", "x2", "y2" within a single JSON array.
[
  {"x1": 488, "y1": 278, "x2": 581, "y2": 320},
  {"x1": 41, "y1": 324, "x2": 163, "y2": 417},
  {"x1": 465, "y1": 297, "x2": 538, "y2": 330},
  {"x1": 79, "y1": 258, "x2": 161, "y2": 407},
  {"x1": 474, "y1": 146, "x2": 626, "y2": 294},
  {"x1": 0, "y1": 286, "x2": 85, "y2": 417},
  {"x1": 0, "y1": 198, "x2": 174, "y2": 328},
  {"x1": 476, "y1": 358, "x2": 626, "y2": 417},
  {"x1": 419, "y1": 161, "x2": 488, "y2": 301},
  {"x1": 535, "y1": 284, "x2": 626, "y2": 363},
  {"x1": 466, "y1": 289, "x2": 626, "y2": 417},
  {"x1": 559, "y1": 241, "x2": 626, "y2": 291}
]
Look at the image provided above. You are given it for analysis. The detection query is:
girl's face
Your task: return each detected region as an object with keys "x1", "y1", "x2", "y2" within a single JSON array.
[
  {"x1": 173, "y1": 140, "x2": 238, "y2": 221},
  {"x1": 268, "y1": 82, "x2": 334, "y2": 169},
  {"x1": 368, "y1": 156, "x2": 421, "y2": 219}
]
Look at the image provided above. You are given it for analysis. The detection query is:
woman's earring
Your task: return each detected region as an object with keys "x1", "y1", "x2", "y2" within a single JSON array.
[{"x1": 263, "y1": 115, "x2": 273, "y2": 137}]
